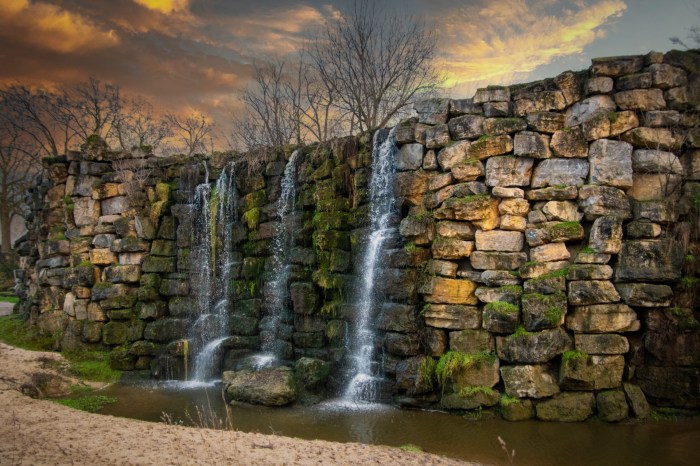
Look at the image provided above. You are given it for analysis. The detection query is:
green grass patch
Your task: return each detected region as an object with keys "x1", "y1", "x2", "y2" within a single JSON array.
[
  {"x1": 54, "y1": 394, "x2": 118, "y2": 413},
  {"x1": 399, "y1": 444, "x2": 423, "y2": 453},
  {"x1": 418, "y1": 356, "x2": 437, "y2": 388},
  {"x1": 484, "y1": 301, "x2": 519, "y2": 315},
  {"x1": 562, "y1": 349, "x2": 589, "y2": 365},
  {"x1": 499, "y1": 393, "x2": 520, "y2": 407},
  {"x1": 62, "y1": 349, "x2": 122, "y2": 383},
  {"x1": 0, "y1": 315, "x2": 54, "y2": 351},
  {"x1": 0, "y1": 295, "x2": 19, "y2": 303},
  {"x1": 511, "y1": 325, "x2": 534, "y2": 338},
  {"x1": 436, "y1": 351, "x2": 496, "y2": 387},
  {"x1": 458, "y1": 385, "x2": 495, "y2": 398}
]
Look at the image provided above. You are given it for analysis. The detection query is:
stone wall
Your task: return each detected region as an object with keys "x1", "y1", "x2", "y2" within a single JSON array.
[{"x1": 15, "y1": 50, "x2": 700, "y2": 421}]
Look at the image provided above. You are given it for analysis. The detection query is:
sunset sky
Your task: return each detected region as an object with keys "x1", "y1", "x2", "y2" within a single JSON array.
[{"x1": 0, "y1": 0, "x2": 698, "y2": 124}]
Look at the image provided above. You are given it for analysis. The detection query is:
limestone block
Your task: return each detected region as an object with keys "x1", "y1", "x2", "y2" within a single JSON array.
[
  {"x1": 420, "y1": 277, "x2": 478, "y2": 305},
  {"x1": 377, "y1": 303, "x2": 419, "y2": 333},
  {"x1": 101, "y1": 196, "x2": 130, "y2": 216},
  {"x1": 483, "y1": 102, "x2": 511, "y2": 118},
  {"x1": 555, "y1": 71, "x2": 586, "y2": 106},
  {"x1": 625, "y1": 220, "x2": 661, "y2": 238},
  {"x1": 500, "y1": 215, "x2": 527, "y2": 231},
  {"x1": 524, "y1": 276, "x2": 566, "y2": 295},
  {"x1": 474, "y1": 87, "x2": 510, "y2": 103},
  {"x1": 615, "y1": 89, "x2": 666, "y2": 111},
  {"x1": 498, "y1": 198, "x2": 529, "y2": 216},
  {"x1": 513, "y1": 91, "x2": 566, "y2": 116},
  {"x1": 589, "y1": 216, "x2": 623, "y2": 254},
  {"x1": 105, "y1": 265, "x2": 141, "y2": 283},
  {"x1": 575, "y1": 334, "x2": 629, "y2": 355},
  {"x1": 449, "y1": 329, "x2": 494, "y2": 353},
  {"x1": 485, "y1": 157, "x2": 533, "y2": 187},
  {"x1": 449, "y1": 98, "x2": 481, "y2": 115},
  {"x1": 483, "y1": 118, "x2": 527, "y2": 135},
  {"x1": 448, "y1": 114, "x2": 484, "y2": 140},
  {"x1": 644, "y1": 110, "x2": 681, "y2": 127},
  {"x1": 423, "y1": 149, "x2": 438, "y2": 170},
  {"x1": 440, "y1": 390, "x2": 500, "y2": 410},
  {"x1": 521, "y1": 291, "x2": 567, "y2": 331},
  {"x1": 649, "y1": 64, "x2": 688, "y2": 90},
  {"x1": 514, "y1": 131, "x2": 551, "y2": 159},
  {"x1": 623, "y1": 383, "x2": 650, "y2": 419},
  {"x1": 526, "y1": 112, "x2": 564, "y2": 133},
  {"x1": 423, "y1": 304, "x2": 481, "y2": 330},
  {"x1": 474, "y1": 286, "x2": 522, "y2": 305},
  {"x1": 481, "y1": 270, "x2": 522, "y2": 287},
  {"x1": 615, "y1": 283, "x2": 673, "y2": 307},
  {"x1": 565, "y1": 304, "x2": 640, "y2": 333},
  {"x1": 482, "y1": 301, "x2": 520, "y2": 334},
  {"x1": 413, "y1": 98, "x2": 449, "y2": 125},
  {"x1": 615, "y1": 240, "x2": 683, "y2": 282},
  {"x1": 550, "y1": 127, "x2": 588, "y2": 158},
  {"x1": 526, "y1": 186, "x2": 578, "y2": 201},
  {"x1": 492, "y1": 187, "x2": 524, "y2": 198},
  {"x1": 578, "y1": 185, "x2": 632, "y2": 220},
  {"x1": 519, "y1": 260, "x2": 570, "y2": 279},
  {"x1": 467, "y1": 135, "x2": 513, "y2": 159},
  {"x1": 597, "y1": 390, "x2": 629, "y2": 422},
  {"x1": 432, "y1": 238, "x2": 474, "y2": 259},
  {"x1": 437, "y1": 141, "x2": 470, "y2": 170},
  {"x1": 470, "y1": 251, "x2": 527, "y2": 270},
  {"x1": 536, "y1": 392, "x2": 595, "y2": 422},
  {"x1": 542, "y1": 201, "x2": 582, "y2": 222},
  {"x1": 475, "y1": 230, "x2": 523, "y2": 252},
  {"x1": 427, "y1": 259, "x2": 458, "y2": 278},
  {"x1": 90, "y1": 248, "x2": 116, "y2": 266},
  {"x1": 501, "y1": 364, "x2": 559, "y2": 399},
  {"x1": 588, "y1": 139, "x2": 633, "y2": 189},
  {"x1": 224, "y1": 367, "x2": 296, "y2": 407},
  {"x1": 530, "y1": 243, "x2": 570, "y2": 263},
  {"x1": 496, "y1": 328, "x2": 573, "y2": 363},
  {"x1": 566, "y1": 264, "x2": 613, "y2": 281},
  {"x1": 434, "y1": 195, "x2": 496, "y2": 222},
  {"x1": 559, "y1": 354, "x2": 625, "y2": 390},
  {"x1": 585, "y1": 77, "x2": 613, "y2": 94},
  {"x1": 565, "y1": 95, "x2": 616, "y2": 127},
  {"x1": 632, "y1": 149, "x2": 684, "y2": 174},
  {"x1": 627, "y1": 174, "x2": 682, "y2": 202},
  {"x1": 582, "y1": 111, "x2": 639, "y2": 141},
  {"x1": 681, "y1": 150, "x2": 700, "y2": 180},
  {"x1": 435, "y1": 221, "x2": 476, "y2": 240},
  {"x1": 396, "y1": 143, "x2": 424, "y2": 171},
  {"x1": 425, "y1": 124, "x2": 450, "y2": 149},
  {"x1": 73, "y1": 198, "x2": 101, "y2": 227},
  {"x1": 591, "y1": 55, "x2": 644, "y2": 76},
  {"x1": 395, "y1": 118, "x2": 417, "y2": 144},
  {"x1": 621, "y1": 127, "x2": 680, "y2": 151},
  {"x1": 531, "y1": 159, "x2": 589, "y2": 188},
  {"x1": 451, "y1": 159, "x2": 485, "y2": 181},
  {"x1": 568, "y1": 280, "x2": 620, "y2": 305}
]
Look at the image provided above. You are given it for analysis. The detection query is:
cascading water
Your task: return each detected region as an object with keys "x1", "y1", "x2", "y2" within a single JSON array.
[
  {"x1": 187, "y1": 161, "x2": 238, "y2": 383},
  {"x1": 258, "y1": 150, "x2": 301, "y2": 363},
  {"x1": 343, "y1": 127, "x2": 398, "y2": 403}
]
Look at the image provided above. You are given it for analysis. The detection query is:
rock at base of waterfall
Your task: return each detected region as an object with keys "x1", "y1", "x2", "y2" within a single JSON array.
[{"x1": 224, "y1": 366, "x2": 297, "y2": 406}]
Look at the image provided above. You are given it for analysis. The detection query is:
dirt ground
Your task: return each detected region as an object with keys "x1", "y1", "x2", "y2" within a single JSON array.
[{"x1": 0, "y1": 342, "x2": 474, "y2": 466}]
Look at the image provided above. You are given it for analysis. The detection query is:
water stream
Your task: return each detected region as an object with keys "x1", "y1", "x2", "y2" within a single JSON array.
[
  {"x1": 187, "y1": 162, "x2": 238, "y2": 384},
  {"x1": 343, "y1": 127, "x2": 398, "y2": 403},
  {"x1": 258, "y1": 150, "x2": 301, "y2": 363}
]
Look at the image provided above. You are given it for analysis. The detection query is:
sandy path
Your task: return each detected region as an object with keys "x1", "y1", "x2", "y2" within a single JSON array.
[{"x1": 0, "y1": 343, "x2": 474, "y2": 466}]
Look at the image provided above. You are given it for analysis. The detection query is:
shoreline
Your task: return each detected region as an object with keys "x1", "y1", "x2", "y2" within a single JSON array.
[{"x1": 0, "y1": 342, "x2": 472, "y2": 466}]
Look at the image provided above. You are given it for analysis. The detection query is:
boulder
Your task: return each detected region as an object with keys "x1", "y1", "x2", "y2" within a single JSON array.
[
  {"x1": 437, "y1": 141, "x2": 471, "y2": 170},
  {"x1": 501, "y1": 364, "x2": 559, "y2": 399},
  {"x1": 623, "y1": 383, "x2": 650, "y2": 419},
  {"x1": 565, "y1": 95, "x2": 616, "y2": 127},
  {"x1": 536, "y1": 392, "x2": 595, "y2": 422},
  {"x1": 588, "y1": 139, "x2": 634, "y2": 189},
  {"x1": 396, "y1": 144, "x2": 424, "y2": 170},
  {"x1": 448, "y1": 114, "x2": 485, "y2": 140},
  {"x1": 425, "y1": 124, "x2": 450, "y2": 149},
  {"x1": 565, "y1": 304, "x2": 639, "y2": 333},
  {"x1": 596, "y1": 390, "x2": 629, "y2": 422},
  {"x1": 496, "y1": 328, "x2": 573, "y2": 363},
  {"x1": 559, "y1": 354, "x2": 625, "y2": 390},
  {"x1": 414, "y1": 98, "x2": 449, "y2": 125},
  {"x1": 224, "y1": 367, "x2": 296, "y2": 406}
]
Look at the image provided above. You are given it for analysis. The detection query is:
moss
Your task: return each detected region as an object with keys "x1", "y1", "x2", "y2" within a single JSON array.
[
  {"x1": 462, "y1": 193, "x2": 489, "y2": 203},
  {"x1": 484, "y1": 301, "x2": 519, "y2": 316},
  {"x1": 499, "y1": 285, "x2": 523, "y2": 294},
  {"x1": 418, "y1": 356, "x2": 437, "y2": 388},
  {"x1": 562, "y1": 349, "x2": 588, "y2": 366},
  {"x1": 242, "y1": 208, "x2": 261, "y2": 230},
  {"x1": 549, "y1": 221, "x2": 582, "y2": 235},
  {"x1": 580, "y1": 246, "x2": 596, "y2": 254},
  {"x1": 511, "y1": 325, "x2": 534, "y2": 338},
  {"x1": 607, "y1": 111, "x2": 619, "y2": 123},
  {"x1": 529, "y1": 267, "x2": 569, "y2": 280},
  {"x1": 404, "y1": 242, "x2": 418, "y2": 253},
  {"x1": 543, "y1": 306, "x2": 564, "y2": 325},
  {"x1": 399, "y1": 444, "x2": 423, "y2": 453},
  {"x1": 499, "y1": 393, "x2": 521, "y2": 407},
  {"x1": 62, "y1": 349, "x2": 122, "y2": 383},
  {"x1": 680, "y1": 276, "x2": 699, "y2": 290},
  {"x1": 0, "y1": 315, "x2": 54, "y2": 351},
  {"x1": 459, "y1": 385, "x2": 496, "y2": 398},
  {"x1": 435, "y1": 351, "x2": 496, "y2": 388}
]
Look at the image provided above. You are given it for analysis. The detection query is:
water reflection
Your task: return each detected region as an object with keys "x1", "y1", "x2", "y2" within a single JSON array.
[{"x1": 97, "y1": 382, "x2": 700, "y2": 466}]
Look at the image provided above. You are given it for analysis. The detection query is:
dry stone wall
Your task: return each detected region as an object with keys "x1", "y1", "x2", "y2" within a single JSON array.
[{"x1": 14, "y1": 50, "x2": 700, "y2": 421}]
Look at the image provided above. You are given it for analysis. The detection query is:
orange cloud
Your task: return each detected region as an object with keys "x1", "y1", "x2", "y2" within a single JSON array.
[
  {"x1": 0, "y1": 0, "x2": 119, "y2": 53},
  {"x1": 133, "y1": 0, "x2": 189, "y2": 14},
  {"x1": 437, "y1": 0, "x2": 627, "y2": 94}
]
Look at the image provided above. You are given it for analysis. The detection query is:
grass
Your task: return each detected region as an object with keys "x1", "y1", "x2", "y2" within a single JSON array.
[
  {"x1": 484, "y1": 301, "x2": 519, "y2": 315},
  {"x1": 499, "y1": 393, "x2": 520, "y2": 407},
  {"x1": 562, "y1": 349, "x2": 589, "y2": 366},
  {"x1": 0, "y1": 315, "x2": 54, "y2": 351},
  {"x1": 63, "y1": 349, "x2": 122, "y2": 383},
  {"x1": 0, "y1": 295, "x2": 19, "y2": 303},
  {"x1": 399, "y1": 444, "x2": 423, "y2": 453},
  {"x1": 55, "y1": 394, "x2": 118, "y2": 413},
  {"x1": 418, "y1": 356, "x2": 437, "y2": 388},
  {"x1": 435, "y1": 351, "x2": 496, "y2": 388},
  {"x1": 458, "y1": 385, "x2": 495, "y2": 398}
]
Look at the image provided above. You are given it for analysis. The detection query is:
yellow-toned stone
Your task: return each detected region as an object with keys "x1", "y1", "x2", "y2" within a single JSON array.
[{"x1": 422, "y1": 277, "x2": 478, "y2": 305}]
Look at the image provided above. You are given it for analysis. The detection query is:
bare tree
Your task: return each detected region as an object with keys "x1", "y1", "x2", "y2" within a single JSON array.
[
  {"x1": 0, "y1": 85, "x2": 71, "y2": 157},
  {"x1": 0, "y1": 121, "x2": 40, "y2": 258},
  {"x1": 308, "y1": 0, "x2": 439, "y2": 132},
  {"x1": 110, "y1": 97, "x2": 172, "y2": 154},
  {"x1": 61, "y1": 77, "x2": 122, "y2": 142},
  {"x1": 166, "y1": 111, "x2": 214, "y2": 156}
]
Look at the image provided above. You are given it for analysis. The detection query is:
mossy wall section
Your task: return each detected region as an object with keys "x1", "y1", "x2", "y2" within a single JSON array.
[{"x1": 15, "y1": 50, "x2": 700, "y2": 420}]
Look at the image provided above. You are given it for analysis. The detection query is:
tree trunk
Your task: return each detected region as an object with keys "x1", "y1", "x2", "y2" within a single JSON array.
[{"x1": 0, "y1": 207, "x2": 12, "y2": 262}]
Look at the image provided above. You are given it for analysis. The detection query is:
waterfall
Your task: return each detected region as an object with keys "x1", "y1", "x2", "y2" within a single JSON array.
[
  {"x1": 187, "y1": 161, "x2": 238, "y2": 383},
  {"x1": 258, "y1": 150, "x2": 301, "y2": 363},
  {"x1": 343, "y1": 127, "x2": 398, "y2": 403}
]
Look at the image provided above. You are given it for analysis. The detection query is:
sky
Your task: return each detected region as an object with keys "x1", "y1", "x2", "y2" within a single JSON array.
[{"x1": 0, "y1": 0, "x2": 698, "y2": 125}]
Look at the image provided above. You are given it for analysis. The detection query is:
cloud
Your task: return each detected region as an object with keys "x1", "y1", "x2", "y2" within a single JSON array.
[
  {"x1": 0, "y1": 0, "x2": 119, "y2": 53},
  {"x1": 133, "y1": 0, "x2": 189, "y2": 14},
  {"x1": 436, "y1": 0, "x2": 627, "y2": 94}
]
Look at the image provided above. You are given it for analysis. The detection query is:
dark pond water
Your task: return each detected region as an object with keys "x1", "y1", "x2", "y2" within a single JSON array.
[{"x1": 97, "y1": 381, "x2": 700, "y2": 466}]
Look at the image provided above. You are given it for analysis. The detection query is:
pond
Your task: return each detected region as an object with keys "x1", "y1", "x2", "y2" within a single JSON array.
[{"x1": 98, "y1": 381, "x2": 700, "y2": 466}]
